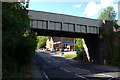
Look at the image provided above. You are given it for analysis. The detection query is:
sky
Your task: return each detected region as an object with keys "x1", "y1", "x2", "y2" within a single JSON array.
[{"x1": 28, "y1": 0, "x2": 119, "y2": 20}]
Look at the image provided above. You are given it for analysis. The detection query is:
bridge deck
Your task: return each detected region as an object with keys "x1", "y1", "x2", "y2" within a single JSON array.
[{"x1": 28, "y1": 10, "x2": 103, "y2": 34}]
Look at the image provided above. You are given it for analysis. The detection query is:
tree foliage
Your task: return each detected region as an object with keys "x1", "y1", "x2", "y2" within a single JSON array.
[
  {"x1": 36, "y1": 36, "x2": 47, "y2": 50},
  {"x1": 2, "y1": 2, "x2": 37, "y2": 78},
  {"x1": 75, "y1": 38, "x2": 83, "y2": 60},
  {"x1": 98, "y1": 6, "x2": 116, "y2": 21},
  {"x1": 98, "y1": 6, "x2": 119, "y2": 29},
  {"x1": 98, "y1": 6, "x2": 120, "y2": 66}
]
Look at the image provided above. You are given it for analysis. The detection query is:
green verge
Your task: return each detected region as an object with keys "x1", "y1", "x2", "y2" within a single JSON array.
[
  {"x1": 50, "y1": 51, "x2": 61, "y2": 54},
  {"x1": 62, "y1": 54, "x2": 77, "y2": 59}
]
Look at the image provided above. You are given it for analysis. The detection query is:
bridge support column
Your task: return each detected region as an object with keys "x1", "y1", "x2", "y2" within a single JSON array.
[{"x1": 84, "y1": 35, "x2": 106, "y2": 64}]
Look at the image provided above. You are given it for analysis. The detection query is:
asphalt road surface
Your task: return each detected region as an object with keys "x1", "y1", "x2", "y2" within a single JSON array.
[{"x1": 34, "y1": 51, "x2": 120, "y2": 80}]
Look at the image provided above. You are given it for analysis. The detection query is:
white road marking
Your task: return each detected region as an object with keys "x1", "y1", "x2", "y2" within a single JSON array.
[
  {"x1": 43, "y1": 72, "x2": 49, "y2": 80},
  {"x1": 48, "y1": 61, "x2": 51, "y2": 63},
  {"x1": 60, "y1": 68, "x2": 70, "y2": 72},
  {"x1": 75, "y1": 74, "x2": 89, "y2": 80},
  {"x1": 102, "y1": 74, "x2": 113, "y2": 77},
  {"x1": 94, "y1": 73, "x2": 113, "y2": 78}
]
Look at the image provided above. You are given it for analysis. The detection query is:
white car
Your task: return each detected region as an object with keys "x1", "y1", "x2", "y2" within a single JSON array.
[
  {"x1": 40, "y1": 48, "x2": 45, "y2": 51},
  {"x1": 64, "y1": 49, "x2": 68, "y2": 51}
]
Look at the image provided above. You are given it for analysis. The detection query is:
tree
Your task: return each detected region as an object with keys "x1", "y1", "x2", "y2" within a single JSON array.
[
  {"x1": 98, "y1": 6, "x2": 116, "y2": 21},
  {"x1": 98, "y1": 6, "x2": 120, "y2": 66},
  {"x1": 36, "y1": 36, "x2": 47, "y2": 50},
  {"x1": 98, "y1": 6, "x2": 119, "y2": 29},
  {"x1": 2, "y1": 2, "x2": 37, "y2": 78},
  {"x1": 75, "y1": 38, "x2": 83, "y2": 60}
]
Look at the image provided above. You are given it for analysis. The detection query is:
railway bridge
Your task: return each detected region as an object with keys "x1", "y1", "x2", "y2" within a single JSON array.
[{"x1": 28, "y1": 10, "x2": 112, "y2": 64}]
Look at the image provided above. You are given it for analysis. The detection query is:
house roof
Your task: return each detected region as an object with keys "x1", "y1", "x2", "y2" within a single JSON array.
[
  {"x1": 52, "y1": 37, "x2": 61, "y2": 41},
  {"x1": 47, "y1": 36, "x2": 74, "y2": 42}
]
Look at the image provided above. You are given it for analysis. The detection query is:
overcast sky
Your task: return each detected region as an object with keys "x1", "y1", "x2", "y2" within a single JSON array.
[{"x1": 28, "y1": 0, "x2": 119, "y2": 19}]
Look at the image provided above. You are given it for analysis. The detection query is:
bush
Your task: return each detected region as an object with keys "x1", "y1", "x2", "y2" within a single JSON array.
[
  {"x1": 14, "y1": 36, "x2": 36, "y2": 65},
  {"x1": 75, "y1": 51, "x2": 83, "y2": 60},
  {"x1": 2, "y1": 3, "x2": 37, "y2": 78},
  {"x1": 75, "y1": 38, "x2": 83, "y2": 60},
  {"x1": 36, "y1": 36, "x2": 47, "y2": 50}
]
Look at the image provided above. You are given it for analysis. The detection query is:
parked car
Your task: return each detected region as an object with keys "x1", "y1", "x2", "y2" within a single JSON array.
[
  {"x1": 52, "y1": 49, "x2": 55, "y2": 51},
  {"x1": 46, "y1": 49, "x2": 49, "y2": 51},
  {"x1": 64, "y1": 49, "x2": 68, "y2": 51},
  {"x1": 40, "y1": 48, "x2": 45, "y2": 51}
]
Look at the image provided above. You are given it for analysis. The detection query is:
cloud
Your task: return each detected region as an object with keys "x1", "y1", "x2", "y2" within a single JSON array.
[
  {"x1": 113, "y1": 3, "x2": 118, "y2": 12},
  {"x1": 74, "y1": 4, "x2": 81, "y2": 8},
  {"x1": 29, "y1": 0, "x2": 119, "y2": 2},
  {"x1": 83, "y1": 0, "x2": 117, "y2": 17},
  {"x1": 100, "y1": 0, "x2": 114, "y2": 8},
  {"x1": 83, "y1": 1, "x2": 101, "y2": 17}
]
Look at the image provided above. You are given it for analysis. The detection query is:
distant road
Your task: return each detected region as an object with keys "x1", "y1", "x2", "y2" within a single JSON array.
[{"x1": 35, "y1": 51, "x2": 120, "y2": 80}]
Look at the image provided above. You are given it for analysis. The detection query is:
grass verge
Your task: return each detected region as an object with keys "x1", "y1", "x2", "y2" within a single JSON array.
[
  {"x1": 62, "y1": 54, "x2": 77, "y2": 59},
  {"x1": 50, "y1": 51, "x2": 61, "y2": 54}
]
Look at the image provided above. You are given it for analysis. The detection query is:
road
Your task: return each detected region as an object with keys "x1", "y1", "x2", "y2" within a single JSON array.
[{"x1": 34, "y1": 50, "x2": 120, "y2": 80}]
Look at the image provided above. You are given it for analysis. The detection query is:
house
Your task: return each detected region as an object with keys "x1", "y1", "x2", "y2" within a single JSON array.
[{"x1": 46, "y1": 37, "x2": 75, "y2": 51}]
